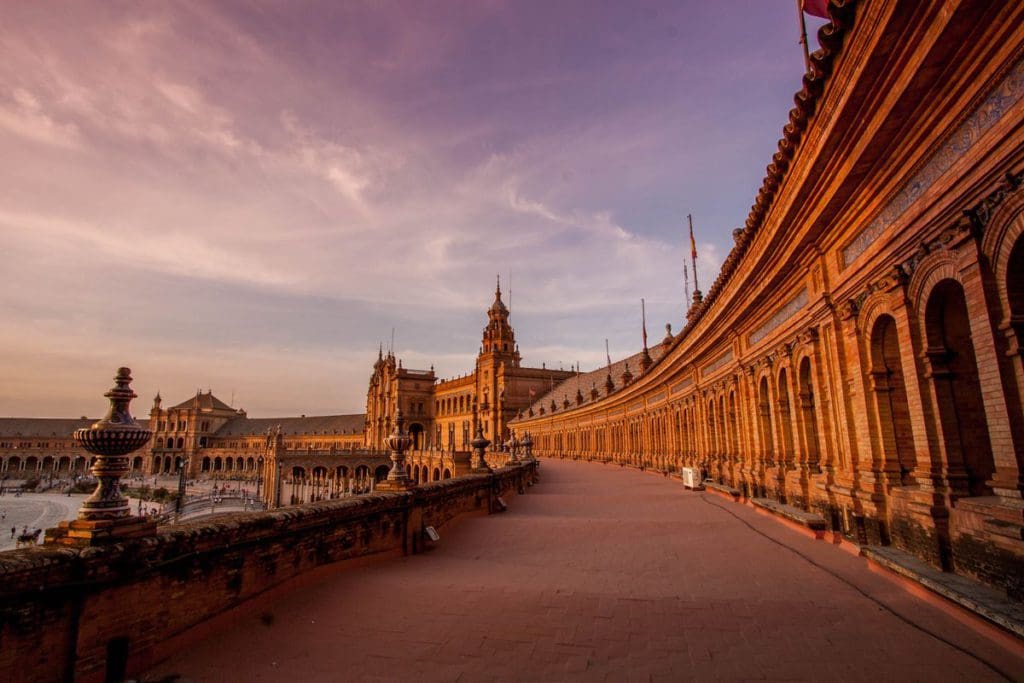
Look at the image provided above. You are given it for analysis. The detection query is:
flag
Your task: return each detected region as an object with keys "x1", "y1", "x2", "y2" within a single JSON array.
[
  {"x1": 689, "y1": 223, "x2": 697, "y2": 260},
  {"x1": 802, "y1": 0, "x2": 829, "y2": 19},
  {"x1": 529, "y1": 387, "x2": 536, "y2": 399}
]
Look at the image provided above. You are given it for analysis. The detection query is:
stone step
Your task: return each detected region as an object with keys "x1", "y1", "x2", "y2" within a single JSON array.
[
  {"x1": 862, "y1": 545, "x2": 1024, "y2": 640},
  {"x1": 703, "y1": 479, "x2": 739, "y2": 498},
  {"x1": 751, "y1": 497, "x2": 828, "y2": 532}
]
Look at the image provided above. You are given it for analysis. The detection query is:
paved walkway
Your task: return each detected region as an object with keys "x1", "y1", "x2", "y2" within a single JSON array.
[{"x1": 145, "y1": 459, "x2": 1024, "y2": 682}]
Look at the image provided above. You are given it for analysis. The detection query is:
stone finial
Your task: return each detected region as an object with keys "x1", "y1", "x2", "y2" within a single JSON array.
[{"x1": 48, "y1": 368, "x2": 155, "y2": 546}]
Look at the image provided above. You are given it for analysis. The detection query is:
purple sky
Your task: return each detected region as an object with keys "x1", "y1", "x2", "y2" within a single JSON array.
[{"x1": 0, "y1": 1, "x2": 827, "y2": 417}]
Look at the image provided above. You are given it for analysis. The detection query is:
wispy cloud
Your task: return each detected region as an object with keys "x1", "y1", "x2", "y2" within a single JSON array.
[{"x1": 0, "y1": 1, "x2": 813, "y2": 415}]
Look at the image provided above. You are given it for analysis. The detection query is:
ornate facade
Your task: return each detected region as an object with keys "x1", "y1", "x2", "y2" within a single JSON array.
[
  {"x1": 364, "y1": 280, "x2": 574, "y2": 452},
  {"x1": 512, "y1": 0, "x2": 1024, "y2": 599}
]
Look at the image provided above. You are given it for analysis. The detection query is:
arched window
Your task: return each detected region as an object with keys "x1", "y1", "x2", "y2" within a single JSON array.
[
  {"x1": 924, "y1": 280, "x2": 995, "y2": 497},
  {"x1": 869, "y1": 316, "x2": 914, "y2": 483}
]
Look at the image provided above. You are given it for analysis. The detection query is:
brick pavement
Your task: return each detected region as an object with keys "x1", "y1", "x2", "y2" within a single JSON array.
[{"x1": 144, "y1": 459, "x2": 1024, "y2": 682}]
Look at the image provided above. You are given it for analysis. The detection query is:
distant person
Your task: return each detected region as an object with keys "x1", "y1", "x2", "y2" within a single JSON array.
[{"x1": 10, "y1": 527, "x2": 14, "y2": 539}]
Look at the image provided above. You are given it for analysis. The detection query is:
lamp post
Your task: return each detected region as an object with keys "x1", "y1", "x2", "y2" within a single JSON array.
[
  {"x1": 175, "y1": 457, "x2": 189, "y2": 520},
  {"x1": 275, "y1": 462, "x2": 282, "y2": 508},
  {"x1": 46, "y1": 367, "x2": 156, "y2": 546},
  {"x1": 255, "y1": 457, "x2": 263, "y2": 505}
]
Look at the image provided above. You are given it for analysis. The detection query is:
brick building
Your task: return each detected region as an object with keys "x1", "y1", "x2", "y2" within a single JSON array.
[
  {"x1": 364, "y1": 279, "x2": 574, "y2": 452},
  {"x1": 511, "y1": 0, "x2": 1024, "y2": 599}
]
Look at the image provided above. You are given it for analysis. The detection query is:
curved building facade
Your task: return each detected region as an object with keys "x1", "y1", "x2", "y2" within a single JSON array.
[{"x1": 512, "y1": 0, "x2": 1024, "y2": 598}]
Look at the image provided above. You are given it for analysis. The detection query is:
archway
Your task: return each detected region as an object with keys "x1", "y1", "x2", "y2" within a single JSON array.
[
  {"x1": 797, "y1": 357, "x2": 822, "y2": 474},
  {"x1": 869, "y1": 315, "x2": 915, "y2": 484},
  {"x1": 374, "y1": 465, "x2": 389, "y2": 482},
  {"x1": 776, "y1": 368, "x2": 796, "y2": 470},
  {"x1": 925, "y1": 279, "x2": 995, "y2": 497},
  {"x1": 432, "y1": 467, "x2": 441, "y2": 481},
  {"x1": 443, "y1": 468, "x2": 452, "y2": 479},
  {"x1": 758, "y1": 377, "x2": 774, "y2": 466},
  {"x1": 409, "y1": 423, "x2": 424, "y2": 450}
]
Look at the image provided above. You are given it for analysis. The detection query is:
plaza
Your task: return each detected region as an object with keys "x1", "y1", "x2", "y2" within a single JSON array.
[{"x1": 144, "y1": 459, "x2": 1023, "y2": 681}]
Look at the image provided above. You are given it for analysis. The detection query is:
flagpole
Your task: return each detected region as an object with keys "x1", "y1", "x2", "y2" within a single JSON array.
[
  {"x1": 688, "y1": 214, "x2": 700, "y2": 296},
  {"x1": 641, "y1": 298, "x2": 648, "y2": 349},
  {"x1": 797, "y1": 0, "x2": 811, "y2": 73}
]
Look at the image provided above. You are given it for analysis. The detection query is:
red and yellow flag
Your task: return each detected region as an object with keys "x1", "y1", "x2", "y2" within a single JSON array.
[{"x1": 802, "y1": 0, "x2": 829, "y2": 19}]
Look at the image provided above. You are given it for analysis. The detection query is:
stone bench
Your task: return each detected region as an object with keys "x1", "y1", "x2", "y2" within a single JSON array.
[
  {"x1": 751, "y1": 497, "x2": 828, "y2": 539},
  {"x1": 862, "y1": 545, "x2": 1024, "y2": 641},
  {"x1": 702, "y1": 479, "x2": 740, "y2": 500}
]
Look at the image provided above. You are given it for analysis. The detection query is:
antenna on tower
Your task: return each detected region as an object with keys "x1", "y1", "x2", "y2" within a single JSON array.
[
  {"x1": 390, "y1": 327, "x2": 395, "y2": 354},
  {"x1": 605, "y1": 339, "x2": 612, "y2": 369},
  {"x1": 508, "y1": 268, "x2": 512, "y2": 319}
]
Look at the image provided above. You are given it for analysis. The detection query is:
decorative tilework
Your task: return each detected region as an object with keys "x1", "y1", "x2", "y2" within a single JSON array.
[
  {"x1": 748, "y1": 289, "x2": 808, "y2": 345},
  {"x1": 670, "y1": 378, "x2": 694, "y2": 395},
  {"x1": 843, "y1": 56, "x2": 1024, "y2": 266},
  {"x1": 702, "y1": 350, "x2": 733, "y2": 375}
]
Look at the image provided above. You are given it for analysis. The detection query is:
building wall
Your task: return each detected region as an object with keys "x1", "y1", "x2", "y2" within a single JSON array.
[{"x1": 511, "y1": 0, "x2": 1024, "y2": 598}]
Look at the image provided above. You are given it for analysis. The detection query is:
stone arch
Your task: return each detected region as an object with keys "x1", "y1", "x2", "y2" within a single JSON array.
[
  {"x1": 776, "y1": 366, "x2": 796, "y2": 469},
  {"x1": 432, "y1": 467, "x2": 441, "y2": 481},
  {"x1": 201, "y1": 457, "x2": 211, "y2": 472},
  {"x1": 868, "y1": 314, "x2": 916, "y2": 484},
  {"x1": 408, "y1": 422, "x2": 424, "y2": 450},
  {"x1": 797, "y1": 355, "x2": 822, "y2": 474},
  {"x1": 176, "y1": 437, "x2": 184, "y2": 449},
  {"x1": 980, "y1": 184, "x2": 1024, "y2": 325},
  {"x1": 213, "y1": 457, "x2": 222, "y2": 472},
  {"x1": 923, "y1": 278, "x2": 996, "y2": 497},
  {"x1": 907, "y1": 248, "x2": 961, "y2": 320},
  {"x1": 7, "y1": 456, "x2": 21, "y2": 472},
  {"x1": 374, "y1": 465, "x2": 389, "y2": 482},
  {"x1": 757, "y1": 373, "x2": 775, "y2": 465}
]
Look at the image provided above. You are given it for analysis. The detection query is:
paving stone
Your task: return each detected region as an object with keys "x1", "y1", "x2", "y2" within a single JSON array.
[{"x1": 144, "y1": 459, "x2": 1024, "y2": 681}]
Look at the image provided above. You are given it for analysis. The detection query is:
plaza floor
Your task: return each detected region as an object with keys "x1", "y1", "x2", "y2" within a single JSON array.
[
  {"x1": 144, "y1": 459, "x2": 1024, "y2": 682},
  {"x1": 0, "y1": 492, "x2": 83, "y2": 551}
]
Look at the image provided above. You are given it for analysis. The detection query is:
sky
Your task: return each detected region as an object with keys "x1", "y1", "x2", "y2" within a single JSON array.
[{"x1": 0, "y1": 1, "x2": 827, "y2": 418}]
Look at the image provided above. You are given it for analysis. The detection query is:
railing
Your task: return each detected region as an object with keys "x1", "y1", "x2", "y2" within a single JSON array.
[{"x1": 149, "y1": 492, "x2": 267, "y2": 524}]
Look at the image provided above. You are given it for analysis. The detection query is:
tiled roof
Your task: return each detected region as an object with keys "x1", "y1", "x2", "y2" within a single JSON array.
[
  {"x1": 0, "y1": 417, "x2": 152, "y2": 438},
  {"x1": 169, "y1": 391, "x2": 237, "y2": 412},
  {"x1": 213, "y1": 414, "x2": 366, "y2": 438},
  {"x1": 522, "y1": 342, "x2": 669, "y2": 417}
]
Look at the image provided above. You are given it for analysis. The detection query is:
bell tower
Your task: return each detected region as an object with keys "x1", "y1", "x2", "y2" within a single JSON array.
[
  {"x1": 478, "y1": 276, "x2": 519, "y2": 366},
  {"x1": 476, "y1": 276, "x2": 520, "y2": 447}
]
